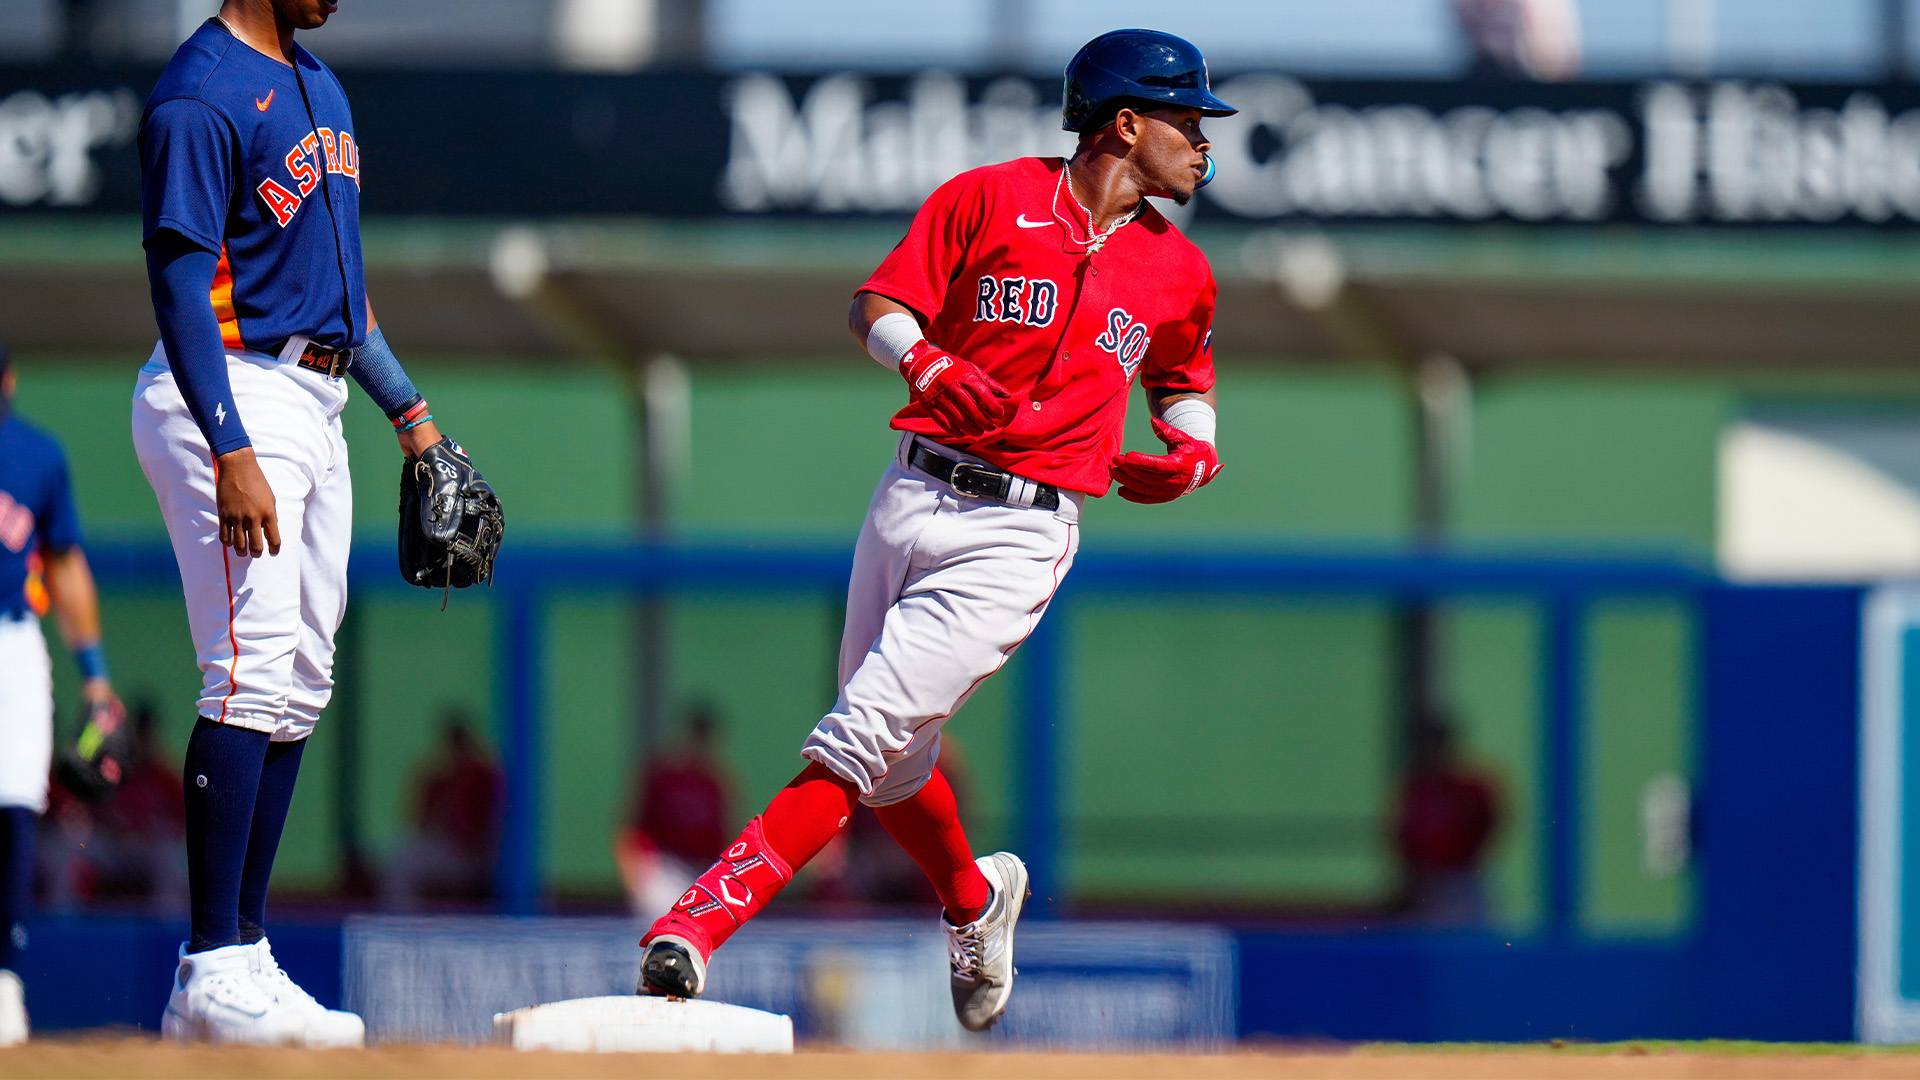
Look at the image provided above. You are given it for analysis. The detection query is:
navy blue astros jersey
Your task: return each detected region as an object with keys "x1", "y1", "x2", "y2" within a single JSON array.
[
  {"x1": 139, "y1": 19, "x2": 367, "y2": 355},
  {"x1": 0, "y1": 411, "x2": 81, "y2": 620}
]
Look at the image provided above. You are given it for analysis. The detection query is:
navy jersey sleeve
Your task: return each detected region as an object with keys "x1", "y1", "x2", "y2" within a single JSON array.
[
  {"x1": 36, "y1": 444, "x2": 83, "y2": 554},
  {"x1": 141, "y1": 97, "x2": 234, "y2": 252}
]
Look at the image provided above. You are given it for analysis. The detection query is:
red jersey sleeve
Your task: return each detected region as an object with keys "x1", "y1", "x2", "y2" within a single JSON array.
[
  {"x1": 860, "y1": 168, "x2": 991, "y2": 323},
  {"x1": 1141, "y1": 270, "x2": 1217, "y2": 396}
]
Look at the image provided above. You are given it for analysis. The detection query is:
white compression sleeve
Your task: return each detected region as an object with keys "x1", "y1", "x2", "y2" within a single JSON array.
[
  {"x1": 1160, "y1": 397, "x2": 1217, "y2": 445},
  {"x1": 864, "y1": 311, "x2": 924, "y2": 371}
]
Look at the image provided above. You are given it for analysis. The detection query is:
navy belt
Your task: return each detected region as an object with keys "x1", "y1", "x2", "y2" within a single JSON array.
[{"x1": 909, "y1": 439, "x2": 1060, "y2": 511}]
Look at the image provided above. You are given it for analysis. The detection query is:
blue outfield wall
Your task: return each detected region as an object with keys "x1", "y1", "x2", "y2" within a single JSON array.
[
  {"x1": 19, "y1": 581, "x2": 1865, "y2": 1042},
  {"x1": 1235, "y1": 585, "x2": 1865, "y2": 1043},
  {"x1": 20, "y1": 917, "x2": 345, "y2": 1032}
]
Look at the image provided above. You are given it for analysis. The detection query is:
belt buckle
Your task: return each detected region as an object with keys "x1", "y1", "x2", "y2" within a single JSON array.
[
  {"x1": 948, "y1": 461, "x2": 1002, "y2": 501},
  {"x1": 300, "y1": 343, "x2": 351, "y2": 378}
]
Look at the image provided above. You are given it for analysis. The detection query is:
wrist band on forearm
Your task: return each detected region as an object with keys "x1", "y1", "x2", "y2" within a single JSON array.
[
  {"x1": 865, "y1": 311, "x2": 924, "y2": 371},
  {"x1": 392, "y1": 399, "x2": 432, "y2": 432},
  {"x1": 1161, "y1": 397, "x2": 1217, "y2": 445},
  {"x1": 389, "y1": 397, "x2": 429, "y2": 428},
  {"x1": 74, "y1": 641, "x2": 109, "y2": 682}
]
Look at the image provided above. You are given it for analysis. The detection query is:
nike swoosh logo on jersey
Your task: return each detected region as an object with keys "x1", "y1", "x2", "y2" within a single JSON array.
[
  {"x1": 1015, "y1": 214, "x2": 1051, "y2": 229},
  {"x1": 255, "y1": 89, "x2": 273, "y2": 111}
]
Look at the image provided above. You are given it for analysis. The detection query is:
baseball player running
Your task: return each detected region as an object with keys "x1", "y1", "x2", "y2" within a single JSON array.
[
  {"x1": 637, "y1": 29, "x2": 1230, "y2": 1031},
  {"x1": 134, "y1": 0, "x2": 499, "y2": 1046},
  {"x1": 0, "y1": 346, "x2": 125, "y2": 1046}
]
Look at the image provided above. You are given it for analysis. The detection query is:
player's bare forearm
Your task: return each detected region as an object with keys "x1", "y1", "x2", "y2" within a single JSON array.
[
  {"x1": 42, "y1": 546, "x2": 103, "y2": 649},
  {"x1": 1147, "y1": 386, "x2": 1215, "y2": 418},
  {"x1": 41, "y1": 547, "x2": 116, "y2": 699},
  {"x1": 215, "y1": 446, "x2": 282, "y2": 558},
  {"x1": 849, "y1": 291, "x2": 922, "y2": 348}
]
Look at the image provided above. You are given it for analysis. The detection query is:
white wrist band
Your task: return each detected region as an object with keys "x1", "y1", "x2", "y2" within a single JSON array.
[
  {"x1": 1161, "y1": 397, "x2": 1216, "y2": 445},
  {"x1": 865, "y1": 311, "x2": 924, "y2": 371}
]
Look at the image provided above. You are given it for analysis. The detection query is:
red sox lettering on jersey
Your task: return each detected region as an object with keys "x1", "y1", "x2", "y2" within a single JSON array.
[
  {"x1": 1094, "y1": 307, "x2": 1150, "y2": 381},
  {"x1": 975, "y1": 275, "x2": 1059, "y2": 327},
  {"x1": 257, "y1": 127, "x2": 361, "y2": 227},
  {"x1": 865, "y1": 156, "x2": 1215, "y2": 496}
]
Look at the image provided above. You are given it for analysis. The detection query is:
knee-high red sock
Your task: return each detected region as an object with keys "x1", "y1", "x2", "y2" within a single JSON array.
[
  {"x1": 644, "y1": 762, "x2": 857, "y2": 957},
  {"x1": 761, "y1": 761, "x2": 860, "y2": 867},
  {"x1": 873, "y1": 768, "x2": 991, "y2": 925}
]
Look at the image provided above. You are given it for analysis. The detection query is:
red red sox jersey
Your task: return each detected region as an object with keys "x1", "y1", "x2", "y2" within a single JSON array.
[{"x1": 862, "y1": 156, "x2": 1217, "y2": 496}]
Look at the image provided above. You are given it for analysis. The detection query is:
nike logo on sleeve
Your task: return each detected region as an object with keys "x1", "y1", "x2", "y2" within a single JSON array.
[{"x1": 1015, "y1": 214, "x2": 1050, "y2": 229}]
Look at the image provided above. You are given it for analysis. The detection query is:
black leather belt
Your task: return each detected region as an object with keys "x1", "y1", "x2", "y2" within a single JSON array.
[
  {"x1": 294, "y1": 340, "x2": 354, "y2": 378},
  {"x1": 909, "y1": 439, "x2": 1059, "y2": 511}
]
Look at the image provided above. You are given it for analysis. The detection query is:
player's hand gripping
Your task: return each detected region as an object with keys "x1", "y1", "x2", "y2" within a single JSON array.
[
  {"x1": 215, "y1": 446, "x2": 281, "y2": 558},
  {"x1": 901, "y1": 342, "x2": 1015, "y2": 438},
  {"x1": 1109, "y1": 417, "x2": 1222, "y2": 504}
]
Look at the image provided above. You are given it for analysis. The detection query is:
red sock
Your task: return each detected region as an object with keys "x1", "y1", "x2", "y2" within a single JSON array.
[
  {"x1": 872, "y1": 768, "x2": 990, "y2": 925},
  {"x1": 643, "y1": 762, "x2": 857, "y2": 957},
  {"x1": 761, "y1": 761, "x2": 860, "y2": 867}
]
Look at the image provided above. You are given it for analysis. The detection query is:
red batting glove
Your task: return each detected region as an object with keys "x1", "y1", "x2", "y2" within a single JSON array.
[
  {"x1": 1110, "y1": 417, "x2": 1223, "y2": 504},
  {"x1": 901, "y1": 342, "x2": 1015, "y2": 438}
]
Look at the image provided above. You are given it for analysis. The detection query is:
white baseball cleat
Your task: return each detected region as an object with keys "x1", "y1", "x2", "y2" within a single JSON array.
[
  {"x1": 251, "y1": 938, "x2": 366, "y2": 1048},
  {"x1": 160, "y1": 942, "x2": 306, "y2": 1046},
  {"x1": 945, "y1": 851, "x2": 1029, "y2": 1032},
  {"x1": 0, "y1": 969, "x2": 27, "y2": 1046}
]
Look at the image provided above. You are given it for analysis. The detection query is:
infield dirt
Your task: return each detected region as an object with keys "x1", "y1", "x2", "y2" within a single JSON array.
[{"x1": 8, "y1": 1039, "x2": 1920, "y2": 1079}]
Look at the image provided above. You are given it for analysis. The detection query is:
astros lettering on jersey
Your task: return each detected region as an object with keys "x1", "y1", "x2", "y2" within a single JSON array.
[
  {"x1": 140, "y1": 20, "x2": 367, "y2": 358},
  {"x1": 863, "y1": 156, "x2": 1217, "y2": 496}
]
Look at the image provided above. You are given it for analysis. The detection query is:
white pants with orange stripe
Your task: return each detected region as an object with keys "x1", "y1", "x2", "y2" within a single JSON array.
[
  {"x1": 131, "y1": 342, "x2": 351, "y2": 741},
  {"x1": 802, "y1": 433, "x2": 1081, "y2": 807}
]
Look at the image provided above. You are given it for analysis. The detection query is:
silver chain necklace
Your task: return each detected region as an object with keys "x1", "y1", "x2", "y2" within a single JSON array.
[{"x1": 1055, "y1": 164, "x2": 1138, "y2": 254}]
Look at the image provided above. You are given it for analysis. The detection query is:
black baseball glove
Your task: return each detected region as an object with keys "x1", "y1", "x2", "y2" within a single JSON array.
[
  {"x1": 54, "y1": 696, "x2": 131, "y2": 804},
  {"x1": 399, "y1": 439, "x2": 504, "y2": 601}
]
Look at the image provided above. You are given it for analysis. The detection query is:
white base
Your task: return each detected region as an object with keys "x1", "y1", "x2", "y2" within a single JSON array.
[{"x1": 492, "y1": 995, "x2": 794, "y2": 1054}]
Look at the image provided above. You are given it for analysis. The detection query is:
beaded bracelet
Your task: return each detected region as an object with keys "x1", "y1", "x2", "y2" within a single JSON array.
[{"x1": 395, "y1": 411, "x2": 434, "y2": 433}]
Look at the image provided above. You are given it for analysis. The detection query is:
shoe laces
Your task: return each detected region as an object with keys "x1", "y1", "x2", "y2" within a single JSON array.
[
  {"x1": 203, "y1": 969, "x2": 272, "y2": 1014},
  {"x1": 258, "y1": 952, "x2": 321, "y2": 1010},
  {"x1": 946, "y1": 920, "x2": 984, "y2": 980}
]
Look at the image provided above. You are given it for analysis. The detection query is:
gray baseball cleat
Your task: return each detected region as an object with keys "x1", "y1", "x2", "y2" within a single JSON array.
[
  {"x1": 945, "y1": 851, "x2": 1029, "y2": 1032},
  {"x1": 637, "y1": 934, "x2": 707, "y2": 999}
]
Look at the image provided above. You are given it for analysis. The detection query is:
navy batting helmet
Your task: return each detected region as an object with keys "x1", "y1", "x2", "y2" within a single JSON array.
[{"x1": 1061, "y1": 29, "x2": 1236, "y2": 134}]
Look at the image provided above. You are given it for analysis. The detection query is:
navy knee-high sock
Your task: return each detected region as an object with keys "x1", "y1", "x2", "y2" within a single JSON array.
[
  {"x1": 183, "y1": 717, "x2": 270, "y2": 954},
  {"x1": 0, "y1": 806, "x2": 34, "y2": 972},
  {"x1": 237, "y1": 737, "x2": 305, "y2": 944}
]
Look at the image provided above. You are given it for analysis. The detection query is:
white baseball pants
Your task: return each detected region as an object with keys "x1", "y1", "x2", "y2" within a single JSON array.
[
  {"x1": 803, "y1": 434, "x2": 1082, "y2": 807},
  {"x1": 131, "y1": 342, "x2": 352, "y2": 740},
  {"x1": 0, "y1": 614, "x2": 53, "y2": 812}
]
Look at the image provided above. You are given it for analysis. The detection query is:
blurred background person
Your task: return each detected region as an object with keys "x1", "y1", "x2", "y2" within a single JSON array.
[
  {"x1": 39, "y1": 700, "x2": 187, "y2": 915},
  {"x1": 1395, "y1": 714, "x2": 1503, "y2": 926},
  {"x1": 382, "y1": 713, "x2": 504, "y2": 910},
  {"x1": 616, "y1": 704, "x2": 733, "y2": 920},
  {"x1": 0, "y1": 344, "x2": 123, "y2": 1045},
  {"x1": 1455, "y1": 0, "x2": 1581, "y2": 80}
]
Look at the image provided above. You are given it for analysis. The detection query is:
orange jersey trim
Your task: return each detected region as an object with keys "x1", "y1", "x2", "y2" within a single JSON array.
[{"x1": 210, "y1": 242, "x2": 242, "y2": 350}]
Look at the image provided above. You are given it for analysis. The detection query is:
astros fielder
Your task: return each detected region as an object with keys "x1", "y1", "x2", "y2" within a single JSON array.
[
  {"x1": 0, "y1": 346, "x2": 125, "y2": 1046},
  {"x1": 638, "y1": 29, "x2": 1231, "y2": 1031},
  {"x1": 134, "y1": 0, "x2": 498, "y2": 1046}
]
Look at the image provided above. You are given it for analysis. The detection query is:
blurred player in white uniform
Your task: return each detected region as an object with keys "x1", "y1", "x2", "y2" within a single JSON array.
[{"x1": 0, "y1": 346, "x2": 123, "y2": 1046}]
